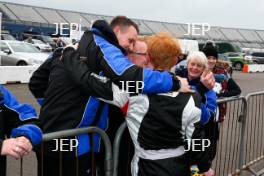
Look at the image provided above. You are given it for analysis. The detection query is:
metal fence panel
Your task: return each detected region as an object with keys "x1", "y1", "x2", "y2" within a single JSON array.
[
  {"x1": 13, "y1": 127, "x2": 113, "y2": 176},
  {"x1": 7, "y1": 92, "x2": 264, "y2": 176},
  {"x1": 112, "y1": 97, "x2": 248, "y2": 176},
  {"x1": 212, "y1": 97, "x2": 246, "y2": 176},
  {"x1": 240, "y1": 91, "x2": 264, "y2": 175}
]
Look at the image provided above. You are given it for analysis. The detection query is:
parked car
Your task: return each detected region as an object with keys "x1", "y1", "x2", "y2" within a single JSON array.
[
  {"x1": 224, "y1": 52, "x2": 253, "y2": 70},
  {"x1": 199, "y1": 41, "x2": 250, "y2": 70},
  {"x1": 0, "y1": 40, "x2": 49, "y2": 66},
  {"x1": 24, "y1": 38, "x2": 52, "y2": 52},
  {"x1": 22, "y1": 33, "x2": 57, "y2": 50},
  {"x1": 37, "y1": 35, "x2": 56, "y2": 50},
  {"x1": 1, "y1": 33, "x2": 16, "y2": 40},
  {"x1": 245, "y1": 52, "x2": 264, "y2": 64}
]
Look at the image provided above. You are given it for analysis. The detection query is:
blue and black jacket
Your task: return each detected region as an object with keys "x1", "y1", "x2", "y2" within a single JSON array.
[
  {"x1": 176, "y1": 68, "x2": 217, "y2": 124},
  {"x1": 0, "y1": 85, "x2": 42, "y2": 175},
  {"x1": 29, "y1": 20, "x2": 181, "y2": 157}
]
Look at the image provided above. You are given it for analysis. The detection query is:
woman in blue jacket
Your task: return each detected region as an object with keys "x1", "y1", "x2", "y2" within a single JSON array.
[
  {"x1": 176, "y1": 51, "x2": 217, "y2": 125},
  {"x1": 176, "y1": 51, "x2": 217, "y2": 175}
]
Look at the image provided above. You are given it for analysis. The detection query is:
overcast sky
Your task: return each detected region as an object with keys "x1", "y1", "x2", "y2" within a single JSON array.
[{"x1": 2, "y1": 0, "x2": 264, "y2": 30}]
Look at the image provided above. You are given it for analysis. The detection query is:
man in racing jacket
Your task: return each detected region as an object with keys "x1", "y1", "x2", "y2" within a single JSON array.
[
  {"x1": 61, "y1": 33, "x2": 214, "y2": 176},
  {"x1": 29, "y1": 16, "x2": 191, "y2": 176},
  {"x1": 0, "y1": 85, "x2": 42, "y2": 176}
]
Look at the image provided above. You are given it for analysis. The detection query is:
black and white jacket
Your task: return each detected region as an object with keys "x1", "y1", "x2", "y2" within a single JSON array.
[{"x1": 101, "y1": 83, "x2": 211, "y2": 176}]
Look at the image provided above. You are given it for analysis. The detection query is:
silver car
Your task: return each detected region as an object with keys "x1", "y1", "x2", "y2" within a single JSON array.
[
  {"x1": 24, "y1": 38, "x2": 53, "y2": 52},
  {"x1": 0, "y1": 40, "x2": 49, "y2": 66}
]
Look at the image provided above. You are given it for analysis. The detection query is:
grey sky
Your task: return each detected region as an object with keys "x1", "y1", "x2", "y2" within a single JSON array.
[{"x1": 2, "y1": 0, "x2": 264, "y2": 30}]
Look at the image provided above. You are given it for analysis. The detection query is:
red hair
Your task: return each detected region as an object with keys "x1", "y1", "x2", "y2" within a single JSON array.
[{"x1": 147, "y1": 33, "x2": 181, "y2": 69}]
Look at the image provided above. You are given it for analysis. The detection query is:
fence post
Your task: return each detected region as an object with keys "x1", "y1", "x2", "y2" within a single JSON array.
[
  {"x1": 238, "y1": 97, "x2": 248, "y2": 170},
  {"x1": 42, "y1": 127, "x2": 113, "y2": 176},
  {"x1": 113, "y1": 122, "x2": 127, "y2": 176}
]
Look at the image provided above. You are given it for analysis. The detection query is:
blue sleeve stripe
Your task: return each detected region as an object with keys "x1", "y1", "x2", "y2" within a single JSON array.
[
  {"x1": 201, "y1": 104, "x2": 210, "y2": 125},
  {"x1": 37, "y1": 98, "x2": 44, "y2": 106},
  {"x1": 77, "y1": 96, "x2": 100, "y2": 128},
  {"x1": 93, "y1": 34, "x2": 134, "y2": 76},
  {"x1": 142, "y1": 68, "x2": 173, "y2": 93},
  {"x1": 11, "y1": 124, "x2": 43, "y2": 145},
  {"x1": 205, "y1": 90, "x2": 217, "y2": 112},
  {"x1": 77, "y1": 98, "x2": 109, "y2": 155},
  {"x1": 93, "y1": 34, "x2": 173, "y2": 93},
  {"x1": 1, "y1": 85, "x2": 38, "y2": 121},
  {"x1": 77, "y1": 133, "x2": 102, "y2": 155}
]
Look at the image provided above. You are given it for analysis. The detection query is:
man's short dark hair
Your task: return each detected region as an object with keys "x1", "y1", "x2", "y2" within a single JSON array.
[{"x1": 110, "y1": 16, "x2": 139, "y2": 33}]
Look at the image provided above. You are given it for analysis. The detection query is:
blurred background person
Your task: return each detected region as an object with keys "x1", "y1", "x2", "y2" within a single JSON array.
[{"x1": 201, "y1": 42, "x2": 241, "y2": 164}]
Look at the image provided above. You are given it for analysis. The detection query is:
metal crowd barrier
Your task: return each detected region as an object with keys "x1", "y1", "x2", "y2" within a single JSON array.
[
  {"x1": 212, "y1": 96, "x2": 247, "y2": 176},
  {"x1": 41, "y1": 127, "x2": 113, "y2": 176},
  {"x1": 110, "y1": 96, "x2": 256, "y2": 176},
  {"x1": 113, "y1": 122, "x2": 127, "y2": 176},
  {"x1": 240, "y1": 91, "x2": 264, "y2": 176},
  {"x1": 16, "y1": 127, "x2": 113, "y2": 176},
  {"x1": 10, "y1": 92, "x2": 264, "y2": 176}
]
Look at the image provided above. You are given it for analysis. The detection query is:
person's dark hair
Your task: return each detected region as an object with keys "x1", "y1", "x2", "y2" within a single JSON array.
[
  {"x1": 110, "y1": 16, "x2": 139, "y2": 33},
  {"x1": 202, "y1": 41, "x2": 218, "y2": 59}
]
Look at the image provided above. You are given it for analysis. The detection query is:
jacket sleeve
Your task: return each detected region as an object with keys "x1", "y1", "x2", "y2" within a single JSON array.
[
  {"x1": 61, "y1": 48, "x2": 130, "y2": 108},
  {"x1": 1, "y1": 85, "x2": 42, "y2": 145},
  {"x1": 28, "y1": 58, "x2": 52, "y2": 105},
  {"x1": 28, "y1": 48, "x2": 63, "y2": 105},
  {"x1": 98, "y1": 83, "x2": 129, "y2": 111},
  {"x1": 218, "y1": 78, "x2": 241, "y2": 97},
  {"x1": 200, "y1": 90, "x2": 217, "y2": 125},
  {"x1": 62, "y1": 36, "x2": 181, "y2": 94},
  {"x1": 184, "y1": 95, "x2": 211, "y2": 172}
]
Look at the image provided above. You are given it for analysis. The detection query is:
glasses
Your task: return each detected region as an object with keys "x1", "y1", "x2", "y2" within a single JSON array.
[{"x1": 129, "y1": 51, "x2": 147, "y2": 56}]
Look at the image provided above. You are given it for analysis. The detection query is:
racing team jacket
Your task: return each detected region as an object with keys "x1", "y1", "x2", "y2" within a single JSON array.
[
  {"x1": 28, "y1": 20, "x2": 181, "y2": 157},
  {"x1": 100, "y1": 85, "x2": 211, "y2": 176},
  {"x1": 0, "y1": 85, "x2": 42, "y2": 175},
  {"x1": 59, "y1": 57, "x2": 212, "y2": 175}
]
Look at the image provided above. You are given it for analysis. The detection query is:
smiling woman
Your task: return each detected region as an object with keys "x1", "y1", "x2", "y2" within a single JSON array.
[{"x1": 186, "y1": 51, "x2": 208, "y2": 81}]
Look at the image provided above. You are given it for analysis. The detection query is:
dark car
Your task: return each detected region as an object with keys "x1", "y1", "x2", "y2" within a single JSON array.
[
  {"x1": 199, "y1": 42, "x2": 242, "y2": 54},
  {"x1": 1, "y1": 33, "x2": 16, "y2": 40},
  {"x1": 247, "y1": 52, "x2": 264, "y2": 64}
]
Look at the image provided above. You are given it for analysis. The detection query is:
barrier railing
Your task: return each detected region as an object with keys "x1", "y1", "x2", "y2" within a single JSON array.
[
  {"x1": 41, "y1": 127, "x2": 113, "y2": 176},
  {"x1": 0, "y1": 66, "x2": 39, "y2": 84},
  {"x1": 15, "y1": 127, "x2": 113, "y2": 176},
  {"x1": 7, "y1": 92, "x2": 264, "y2": 176},
  {"x1": 113, "y1": 122, "x2": 127, "y2": 176},
  {"x1": 241, "y1": 91, "x2": 264, "y2": 175},
  {"x1": 111, "y1": 96, "x2": 263, "y2": 176},
  {"x1": 212, "y1": 96, "x2": 247, "y2": 176}
]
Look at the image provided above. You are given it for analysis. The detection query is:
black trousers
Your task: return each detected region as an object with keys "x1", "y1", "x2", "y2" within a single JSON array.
[
  {"x1": 138, "y1": 154, "x2": 191, "y2": 176},
  {"x1": 36, "y1": 152, "x2": 103, "y2": 176},
  {"x1": 204, "y1": 118, "x2": 220, "y2": 162}
]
